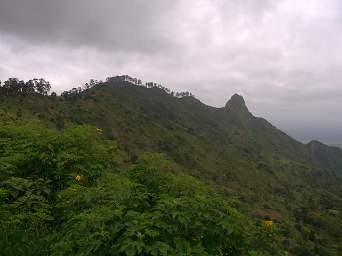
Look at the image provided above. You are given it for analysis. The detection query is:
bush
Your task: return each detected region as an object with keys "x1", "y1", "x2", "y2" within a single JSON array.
[{"x1": 0, "y1": 122, "x2": 284, "y2": 255}]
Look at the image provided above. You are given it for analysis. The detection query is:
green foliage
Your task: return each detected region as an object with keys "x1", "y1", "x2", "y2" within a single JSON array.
[
  {"x1": 1, "y1": 80, "x2": 341, "y2": 255},
  {"x1": 0, "y1": 122, "x2": 123, "y2": 187},
  {"x1": 0, "y1": 121, "x2": 284, "y2": 255},
  {"x1": 52, "y1": 166, "x2": 283, "y2": 256}
]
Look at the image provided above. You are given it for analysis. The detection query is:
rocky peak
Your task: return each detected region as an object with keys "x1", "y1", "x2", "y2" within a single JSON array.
[{"x1": 225, "y1": 94, "x2": 251, "y2": 115}]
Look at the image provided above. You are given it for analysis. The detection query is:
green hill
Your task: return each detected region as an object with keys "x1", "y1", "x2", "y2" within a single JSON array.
[{"x1": 1, "y1": 77, "x2": 341, "y2": 255}]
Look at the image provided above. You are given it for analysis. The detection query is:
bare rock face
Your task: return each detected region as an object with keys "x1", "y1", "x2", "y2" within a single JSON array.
[{"x1": 225, "y1": 94, "x2": 251, "y2": 116}]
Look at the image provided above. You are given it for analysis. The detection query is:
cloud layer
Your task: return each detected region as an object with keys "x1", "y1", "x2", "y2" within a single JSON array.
[{"x1": 1, "y1": 0, "x2": 342, "y2": 145}]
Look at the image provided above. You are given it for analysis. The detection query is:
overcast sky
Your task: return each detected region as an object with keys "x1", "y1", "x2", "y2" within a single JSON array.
[{"x1": 0, "y1": 0, "x2": 342, "y2": 146}]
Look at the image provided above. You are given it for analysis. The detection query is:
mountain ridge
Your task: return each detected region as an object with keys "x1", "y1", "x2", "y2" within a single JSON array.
[{"x1": 1, "y1": 77, "x2": 342, "y2": 254}]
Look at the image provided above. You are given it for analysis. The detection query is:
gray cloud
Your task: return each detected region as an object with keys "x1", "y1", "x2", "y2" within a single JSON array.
[
  {"x1": 0, "y1": 0, "x2": 342, "y2": 146},
  {"x1": 0, "y1": 0, "x2": 179, "y2": 53}
]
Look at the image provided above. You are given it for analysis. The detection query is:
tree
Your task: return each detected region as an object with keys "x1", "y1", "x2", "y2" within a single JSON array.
[
  {"x1": 34, "y1": 78, "x2": 51, "y2": 95},
  {"x1": 0, "y1": 78, "x2": 51, "y2": 96},
  {"x1": 23, "y1": 80, "x2": 36, "y2": 95},
  {"x1": 3, "y1": 78, "x2": 20, "y2": 95}
]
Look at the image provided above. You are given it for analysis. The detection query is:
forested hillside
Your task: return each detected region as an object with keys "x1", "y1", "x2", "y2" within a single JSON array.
[{"x1": 0, "y1": 77, "x2": 341, "y2": 255}]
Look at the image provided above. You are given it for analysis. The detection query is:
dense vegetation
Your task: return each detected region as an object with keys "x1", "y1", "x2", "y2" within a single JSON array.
[
  {"x1": 1, "y1": 76, "x2": 341, "y2": 255},
  {"x1": 0, "y1": 122, "x2": 282, "y2": 255}
]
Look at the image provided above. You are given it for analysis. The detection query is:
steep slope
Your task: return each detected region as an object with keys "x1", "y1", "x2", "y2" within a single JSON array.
[
  {"x1": 1, "y1": 122, "x2": 285, "y2": 255},
  {"x1": 307, "y1": 140, "x2": 342, "y2": 172},
  {"x1": 1, "y1": 79, "x2": 342, "y2": 254}
]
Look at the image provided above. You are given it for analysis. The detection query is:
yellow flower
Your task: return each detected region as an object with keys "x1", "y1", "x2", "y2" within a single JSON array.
[
  {"x1": 75, "y1": 175, "x2": 81, "y2": 182},
  {"x1": 96, "y1": 128, "x2": 103, "y2": 134},
  {"x1": 263, "y1": 220, "x2": 273, "y2": 227}
]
